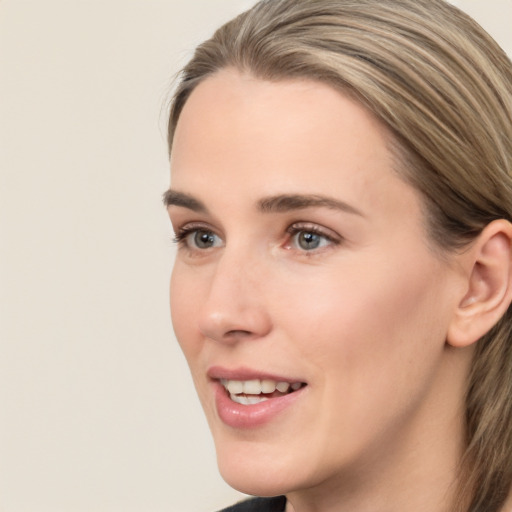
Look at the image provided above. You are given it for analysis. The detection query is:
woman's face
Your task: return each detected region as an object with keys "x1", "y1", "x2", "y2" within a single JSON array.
[{"x1": 167, "y1": 70, "x2": 468, "y2": 497}]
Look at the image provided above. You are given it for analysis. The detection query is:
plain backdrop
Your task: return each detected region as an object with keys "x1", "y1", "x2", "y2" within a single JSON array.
[{"x1": 0, "y1": 1, "x2": 511, "y2": 511}]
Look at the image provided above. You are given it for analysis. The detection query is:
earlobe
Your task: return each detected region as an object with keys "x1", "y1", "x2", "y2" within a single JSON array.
[{"x1": 447, "y1": 219, "x2": 512, "y2": 348}]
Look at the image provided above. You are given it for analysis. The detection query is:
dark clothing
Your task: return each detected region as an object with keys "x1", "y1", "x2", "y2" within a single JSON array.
[{"x1": 218, "y1": 496, "x2": 287, "y2": 512}]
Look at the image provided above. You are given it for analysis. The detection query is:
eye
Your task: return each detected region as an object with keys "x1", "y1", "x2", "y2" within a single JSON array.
[
  {"x1": 189, "y1": 229, "x2": 221, "y2": 249},
  {"x1": 293, "y1": 231, "x2": 328, "y2": 250},
  {"x1": 174, "y1": 227, "x2": 223, "y2": 250},
  {"x1": 286, "y1": 224, "x2": 339, "y2": 252}
]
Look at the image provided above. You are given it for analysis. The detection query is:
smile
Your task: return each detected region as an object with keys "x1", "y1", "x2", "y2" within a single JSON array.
[
  {"x1": 220, "y1": 378, "x2": 305, "y2": 405},
  {"x1": 208, "y1": 367, "x2": 308, "y2": 428}
]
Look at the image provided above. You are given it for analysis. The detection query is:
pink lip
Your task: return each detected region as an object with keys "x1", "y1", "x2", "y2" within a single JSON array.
[
  {"x1": 207, "y1": 365, "x2": 303, "y2": 383},
  {"x1": 208, "y1": 366, "x2": 307, "y2": 429}
]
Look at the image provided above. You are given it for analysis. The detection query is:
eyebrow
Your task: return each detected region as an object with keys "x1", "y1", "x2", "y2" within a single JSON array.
[
  {"x1": 163, "y1": 189, "x2": 208, "y2": 213},
  {"x1": 258, "y1": 194, "x2": 364, "y2": 216},
  {"x1": 163, "y1": 189, "x2": 363, "y2": 217}
]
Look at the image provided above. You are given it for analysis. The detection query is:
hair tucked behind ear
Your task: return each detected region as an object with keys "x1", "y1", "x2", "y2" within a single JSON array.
[{"x1": 167, "y1": 1, "x2": 512, "y2": 509}]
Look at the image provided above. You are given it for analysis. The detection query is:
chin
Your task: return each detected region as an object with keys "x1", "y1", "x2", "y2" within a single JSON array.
[
  {"x1": 219, "y1": 463, "x2": 293, "y2": 498},
  {"x1": 214, "y1": 437, "x2": 318, "y2": 498}
]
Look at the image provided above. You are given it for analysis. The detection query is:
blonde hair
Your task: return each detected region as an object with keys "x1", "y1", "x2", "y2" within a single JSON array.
[{"x1": 167, "y1": 1, "x2": 512, "y2": 509}]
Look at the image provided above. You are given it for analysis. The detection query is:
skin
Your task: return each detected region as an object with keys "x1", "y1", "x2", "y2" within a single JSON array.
[{"x1": 167, "y1": 69, "x2": 478, "y2": 512}]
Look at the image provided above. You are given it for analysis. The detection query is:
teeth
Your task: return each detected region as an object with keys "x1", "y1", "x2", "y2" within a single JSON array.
[
  {"x1": 221, "y1": 378, "x2": 303, "y2": 399},
  {"x1": 261, "y1": 379, "x2": 276, "y2": 393},
  {"x1": 226, "y1": 380, "x2": 244, "y2": 394},
  {"x1": 243, "y1": 379, "x2": 261, "y2": 394},
  {"x1": 230, "y1": 394, "x2": 269, "y2": 405},
  {"x1": 276, "y1": 382, "x2": 290, "y2": 393}
]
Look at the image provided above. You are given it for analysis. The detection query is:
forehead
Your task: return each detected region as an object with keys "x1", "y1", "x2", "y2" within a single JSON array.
[
  {"x1": 173, "y1": 69, "x2": 386, "y2": 141},
  {"x1": 172, "y1": 70, "x2": 393, "y2": 183},
  {"x1": 169, "y1": 70, "x2": 428, "y2": 235}
]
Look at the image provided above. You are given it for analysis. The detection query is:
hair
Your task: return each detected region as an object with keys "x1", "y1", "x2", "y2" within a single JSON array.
[{"x1": 167, "y1": 1, "x2": 512, "y2": 510}]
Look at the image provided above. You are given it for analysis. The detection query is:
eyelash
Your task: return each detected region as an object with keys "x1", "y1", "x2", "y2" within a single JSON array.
[
  {"x1": 172, "y1": 222, "x2": 341, "y2": 253},
  {"x1": 172, "y1": 223, "x2": 218, "y2": 246},
  {"x1": 285, "y1": 223, "x2": 340, "y2": 252}
]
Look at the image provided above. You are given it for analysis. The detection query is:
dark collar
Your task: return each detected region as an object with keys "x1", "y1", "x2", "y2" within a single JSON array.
[{"x1": 219, "y1": 496, "x2": 287, "y2": 512}]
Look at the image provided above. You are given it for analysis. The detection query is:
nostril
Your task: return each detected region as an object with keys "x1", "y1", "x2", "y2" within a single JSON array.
[{"x1": 224, "y1": 329, "x2": 256, "y2": 339}]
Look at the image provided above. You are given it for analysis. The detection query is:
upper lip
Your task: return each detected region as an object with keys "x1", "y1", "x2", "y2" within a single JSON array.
[{"x1": 207, "y1": 365, "x2": 306, "y2": 383}]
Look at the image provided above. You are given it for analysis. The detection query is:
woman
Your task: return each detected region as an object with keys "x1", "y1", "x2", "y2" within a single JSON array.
[{"x1": 164, "y1": 1, "x2": 512, "y2": 511}]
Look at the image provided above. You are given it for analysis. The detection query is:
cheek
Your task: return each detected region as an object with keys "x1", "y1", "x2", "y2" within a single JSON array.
[
  {"x1": 271, "y1": 258, "x2": 454, "y2": 466},
  {"x1": 278, "y1": 254, "x2": 452, "y2": 389}
]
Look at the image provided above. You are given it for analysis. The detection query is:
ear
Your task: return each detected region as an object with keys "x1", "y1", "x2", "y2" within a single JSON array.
[{"x1": 447, "y1": 219, "x2": 512, "y2": 348}]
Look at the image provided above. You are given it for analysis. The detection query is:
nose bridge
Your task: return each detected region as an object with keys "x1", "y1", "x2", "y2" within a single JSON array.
[{"x1": 198, "y1": 242, "x2": 271, "y2": 343}]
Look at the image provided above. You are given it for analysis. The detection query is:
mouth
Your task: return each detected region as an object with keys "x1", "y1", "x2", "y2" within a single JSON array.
[
  {"x1": 220, "y1": 378, "x2": 306, "y2": 405},
  {"x1": 209, "y1": 368, "x2": 308, "y2": 428}
]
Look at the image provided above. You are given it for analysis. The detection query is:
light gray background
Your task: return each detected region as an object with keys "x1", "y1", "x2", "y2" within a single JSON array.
[{"x1": 1, "y1": 1, "x2": 511, "y2": 511}]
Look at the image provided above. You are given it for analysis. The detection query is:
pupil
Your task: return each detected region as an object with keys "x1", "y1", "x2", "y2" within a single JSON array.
[
  {"x1": 195, "y1": 230, "x2": 214, "y2": 248},
  {"x1": 299, "y1": 232, "x2": 320, "y2": 250}
]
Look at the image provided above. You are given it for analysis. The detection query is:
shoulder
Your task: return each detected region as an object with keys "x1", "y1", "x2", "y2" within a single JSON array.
[{"x1": 217, "y1": 496, "x2": 287, "y2": 512}]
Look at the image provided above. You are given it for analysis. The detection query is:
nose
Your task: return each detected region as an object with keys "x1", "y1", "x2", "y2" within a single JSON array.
[{"x1": 197, "y1": 252, "x2": 272, "y2": 344}]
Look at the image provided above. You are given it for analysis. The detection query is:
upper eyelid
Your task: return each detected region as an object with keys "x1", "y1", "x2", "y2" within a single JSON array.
[
  {"x1": 173, "y1": 221, "x2": 221, "y2": 236},
  {"x1": 287, "y1": 222, "x2": 341, "y2": 241}
]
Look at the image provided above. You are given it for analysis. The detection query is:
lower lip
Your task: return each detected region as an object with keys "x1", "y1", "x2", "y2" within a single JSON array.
[{"x1": 213, "y1": 381, "x2": 305, "y2": 429}]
